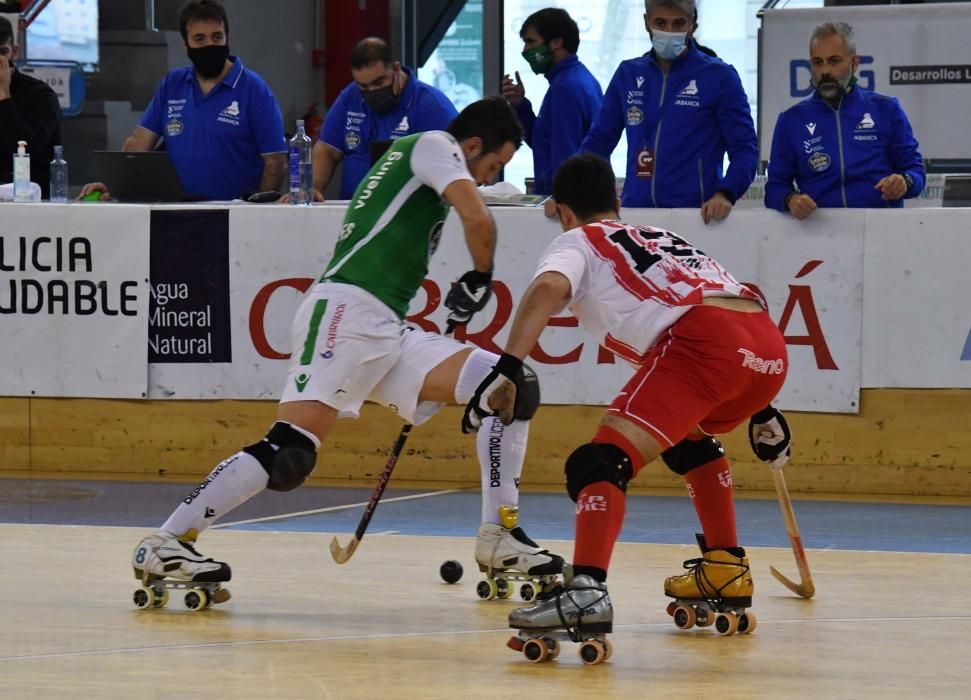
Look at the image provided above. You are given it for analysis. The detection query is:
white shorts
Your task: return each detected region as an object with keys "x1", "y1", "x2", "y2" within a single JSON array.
[{"x1": 280, "y1": 282, "x2": 469, "y2": 425}]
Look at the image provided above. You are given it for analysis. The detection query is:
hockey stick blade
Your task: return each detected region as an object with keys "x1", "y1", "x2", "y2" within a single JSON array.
[
  {"x1": 329, "y1": 535, "x2": 359, "y2": 564},
  {"x1": 769, "y1": 455, "x2": 816, "y2": 599}
]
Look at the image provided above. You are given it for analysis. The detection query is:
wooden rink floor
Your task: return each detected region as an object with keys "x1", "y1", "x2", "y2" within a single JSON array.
[{"x1": 2, "y1": 523, "x2": 970, "y2": 699}]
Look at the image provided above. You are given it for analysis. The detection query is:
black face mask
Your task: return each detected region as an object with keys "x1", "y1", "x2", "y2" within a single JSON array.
[
  {"x1": 361, "y1": 82, "x2": 399, "y2": 113},
  {"x1": 188, "y1": 44, "x2": 230, "y2": 79}
]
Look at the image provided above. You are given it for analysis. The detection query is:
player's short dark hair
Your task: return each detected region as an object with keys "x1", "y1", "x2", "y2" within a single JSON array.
[
  {"x1": 553, "y1": 154, "x2": 618, "y2": 220},
  {"x1": 0, "y1": 15, "x2": 14, "y2": 46},
  {"x1": 446, "y1": 96, "x2": 524, "y2": 155},
  {"x1": 520, "y1": 8, "x2": 580, "y2": 54},
  {"x1": 350, "y1": 37, "x2": 393, "y2": 70},
  {"x1": 179, "y1": 0, "x2": 229, "y2": 42}
]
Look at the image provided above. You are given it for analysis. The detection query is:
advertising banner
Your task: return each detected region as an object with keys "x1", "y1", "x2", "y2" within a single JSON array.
[
  {"x1": 760, "y1": 4, "x2": 971, "y2": 163},
  {"x1": 148, "y1": 209, "x2": 231, "y2": 365},
  {"x1": 0, "y1": 203, "x2": 150, "y2": 397},
  {"x1": 150, "y1": 206, "x2": 864, "y2": 413}
]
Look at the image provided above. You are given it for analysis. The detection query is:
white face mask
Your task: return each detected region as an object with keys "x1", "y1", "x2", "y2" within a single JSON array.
[{"x1": 651, "y1": 29, "x2": 688, "y2": 60}]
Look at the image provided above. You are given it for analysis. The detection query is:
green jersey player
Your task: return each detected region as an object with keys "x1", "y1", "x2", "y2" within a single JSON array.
[{"x1": 131, "y1": 97, "x2": 564, "y2": 607}]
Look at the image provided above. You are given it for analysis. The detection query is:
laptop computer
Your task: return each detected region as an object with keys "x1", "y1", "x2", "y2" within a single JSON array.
[
  {"x1": 93, "y1": 151, "x2": 197, "y2": 203},
  {"x1": 942, "y1": 175, "x2": 971, "y2": 207}
]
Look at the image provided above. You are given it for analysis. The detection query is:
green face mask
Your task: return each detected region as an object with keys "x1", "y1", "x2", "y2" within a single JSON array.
[{"x1": 522, "y1": 44, "x2": 553, "y2": 75}]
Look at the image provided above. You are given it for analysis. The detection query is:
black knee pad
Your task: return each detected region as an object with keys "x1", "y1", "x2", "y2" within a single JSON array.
[
  {"x1": 564, "y1": 442, "x2": 633, "y2": 503},
  {"x1": 512, "y1": 362, "x2": 541, "y2": 421},
  {"x1": 244, "y1": 421, "x2": 318, "y2": 492},
  {"x1": 661, "y1": 436, "x2": 724, "y2": 476}
]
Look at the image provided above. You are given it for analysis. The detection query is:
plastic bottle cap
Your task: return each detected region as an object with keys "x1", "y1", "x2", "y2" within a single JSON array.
[{"x1": 17, "y1": 141, "x2": 26, "y2": 155}]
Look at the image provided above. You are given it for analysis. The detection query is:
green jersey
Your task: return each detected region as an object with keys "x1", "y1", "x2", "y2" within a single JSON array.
[{"x1": 322, "y1": 131, "x2": 474, "y2": 318}]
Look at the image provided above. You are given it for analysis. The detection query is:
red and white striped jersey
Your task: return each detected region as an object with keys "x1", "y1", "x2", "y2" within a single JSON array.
[{"x1": 532, "y1": 219, "x2": 763, "y2": 365}]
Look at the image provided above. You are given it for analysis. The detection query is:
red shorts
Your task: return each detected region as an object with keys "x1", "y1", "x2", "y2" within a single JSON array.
[{"x1": 607, "y1": 306, "x2": 788, "y2": 447}]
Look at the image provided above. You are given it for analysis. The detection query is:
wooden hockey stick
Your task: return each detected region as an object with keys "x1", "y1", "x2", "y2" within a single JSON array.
[
  {"x1": 329, "y1": 322, "x2": 457, "y2": 564},
  {"x1": 769, "y1": 454, "x2": 816, "y2": 599},
  {"x1": 329, "y1": 422, "x2": 412, "y2": 564}
]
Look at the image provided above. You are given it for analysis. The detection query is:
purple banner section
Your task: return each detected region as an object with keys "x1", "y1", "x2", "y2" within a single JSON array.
[{"x1": 149, "y1": 210, "x2": 231, "y2": 363}]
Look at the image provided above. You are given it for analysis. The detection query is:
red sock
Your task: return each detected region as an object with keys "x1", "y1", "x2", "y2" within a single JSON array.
[
  {"x1": 573, "y1": 481, "x2": 626, "y2": 572},
  {"x1": 684, "y1": 455, "x2": 738, "y2": 550},
  {"x1": 572, "y1": 428, "x2": 644, "y2": 574}
]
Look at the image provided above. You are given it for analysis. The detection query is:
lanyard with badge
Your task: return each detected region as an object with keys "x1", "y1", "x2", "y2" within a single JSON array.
[{"x1": 634, "y1": 71, "x2": 684, "y2": 179}]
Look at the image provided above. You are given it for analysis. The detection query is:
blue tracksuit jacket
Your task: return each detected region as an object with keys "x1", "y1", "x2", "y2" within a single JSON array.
[
  {"x1": 765, "y1": 87, "x2": 925, "y2": 210},
  {"x1": 579, "y1": 44, "x2": 758, "y2": 208},
  {"x1": 514, "y1": 55, "x2": 603, "y2": 195}
]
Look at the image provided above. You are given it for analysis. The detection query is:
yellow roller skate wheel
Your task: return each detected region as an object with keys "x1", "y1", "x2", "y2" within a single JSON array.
[{"x1": 476, "y1": 578, "x2": 498, "y2": 600}]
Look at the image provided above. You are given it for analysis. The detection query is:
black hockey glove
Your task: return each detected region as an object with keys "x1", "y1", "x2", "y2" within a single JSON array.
[
  {"x1": 444, "y1": 269, "x2": 493, "y2": 327},
  {"x1": 748, "y1": 405, "x2": 791, "y2": 463},
  {"x1": 462, "y1": 352, "x2": 522, "y2": 434}
]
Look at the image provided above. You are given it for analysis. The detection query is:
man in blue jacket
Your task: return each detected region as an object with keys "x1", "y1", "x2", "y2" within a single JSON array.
[
  {"x1": 765, "y1": 22, "x2": 925, "y2": 219},
  {"x1": 501, "y1": 8, "x2": 602, "y2": 196},
  {"x1": 312, "y1": 37, "x2": 458, "y2": 200},
  {"x1": 579, "y1": 0, "x2": 757, "y2": 223}
]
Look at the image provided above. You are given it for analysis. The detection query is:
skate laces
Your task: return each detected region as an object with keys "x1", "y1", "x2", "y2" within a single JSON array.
[
  {"x1": 554, "y1": 585, "x2": 609, "y2": 643},
  {"x1": 683, "y1": 555, "x2": 749, "y2": 600}
]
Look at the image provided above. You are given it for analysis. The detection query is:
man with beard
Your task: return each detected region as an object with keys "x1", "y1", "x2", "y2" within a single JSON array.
[
  {"x1": 765, "y1": 21, "x2": 924, "y2": 219},
  {"x1": 309, "y1": 37, "x2": 458, "y2": 201},
  {"x1": 80, "y1": 0, "x2": 286, "y2": 201}
]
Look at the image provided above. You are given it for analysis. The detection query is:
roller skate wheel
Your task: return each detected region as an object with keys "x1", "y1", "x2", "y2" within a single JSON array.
[
  {"x1": 738, "y1": 611, "x2": 757, "y2": 634},
  {"x1": 578, "y1": 640, "x2": 606, "y2": 665},
  {"x1": 476, "y1": 578, "x2": 498, "y2": 601},
  {"x1": 507, "y1": 636, "x2": 525, "y2": 652},
  {"x1": 665, "y1": 601, "x2": 677, "y2": 617},
  {"x1": 133, "y1": 587, "x2": 154, "y2": 609},
  {"x1": 184, "y1": 588, "x2": 209, "y2": 611},
  {"x1": 602, "y1": 638, "x2": 613, "y2": 661},
  {"x1": 673, "y1": 604, "x2": 697, "y2": 630},
  {"x1": 715, "y1": 612, "x2": 739, "y2": 636},
  {"x1": 153, "y1": 586, "x2": 170, "y2": 608},
  {"x1": 546, "y1": 638, "x2": 560, "y2": 660},
  {"x1": 523, "y1": 638, "x2": 549, "y2": 663},
  {"x1": 696, "y1": 610, "x2": 714, "y2": 627},
  {"x1": 211, "y1": 587, "x2": 231, "y2": 605},
  {"x1": 520, "y1": 581, "x2": 540, "y2": 602},
  {"x1": 496, "y1": 578, "x2": 513, "y2": 599}
]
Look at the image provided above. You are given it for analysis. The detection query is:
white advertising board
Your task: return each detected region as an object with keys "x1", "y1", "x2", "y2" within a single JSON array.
[
  {"x1": 148, "y1": 205, "x2": 864, "y2": 413},
  {"x1": 0, "y1": 203, "x2": 150, "y2": 397}
]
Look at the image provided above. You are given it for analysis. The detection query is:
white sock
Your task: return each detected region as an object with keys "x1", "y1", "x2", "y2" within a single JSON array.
[
  {"x1": 161, "y1": 451, "x2": 269, "y2": 539},
  {"x1": 478, "y1": 416, "x2": 528, "y2": 524}
]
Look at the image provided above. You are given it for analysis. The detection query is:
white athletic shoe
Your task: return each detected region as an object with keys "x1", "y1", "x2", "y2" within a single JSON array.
[
  {"x1": 132, "y1": 532, "x2": 231, "y2": 583},
  {"x1": 475, "y1": 523, "x2": 564, "y2": 576}
]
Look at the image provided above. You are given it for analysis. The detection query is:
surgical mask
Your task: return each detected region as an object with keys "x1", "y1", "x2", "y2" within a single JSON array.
[
  {"x1": 650, "y1": 29, "x2": 688, "y2": 61},
  {"x1": 522, "y1": 44, "x2": 553, "y2": 75},
  {"x1": 187, "y1": 44, "x2": 229, "y2": 79},
  {"x1": 361, "y1": 84, "x2": 400, "y2": 113}
]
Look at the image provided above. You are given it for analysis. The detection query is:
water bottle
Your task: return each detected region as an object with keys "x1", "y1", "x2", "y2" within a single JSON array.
[
  {"x1": 289, "y1": 119, "x2": 313, "y2": 206},
  {"x1": 50, "y1": 145, "x2": 69, "y2": 203},
  {"x1": 13, "y1": 140, "x2": 31, "y2": 202}
]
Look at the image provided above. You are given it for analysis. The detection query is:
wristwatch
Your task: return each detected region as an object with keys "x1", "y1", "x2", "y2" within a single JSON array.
[{"x1": 901, "y1": 173, "x2": 914, "y2": 191}]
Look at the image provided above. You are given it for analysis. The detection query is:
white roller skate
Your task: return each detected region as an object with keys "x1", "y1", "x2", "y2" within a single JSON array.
[
  {"x1": 664, "y1": 534, "x2": 757, "y2": 636},
  {"x1": 131, "y1": 532, "x2": 232, "y2": 611},
  {"x1": 474, "y1": 506, "x2": 564, "y2": 602},
  {"x1": 507, "y1": 570, "x2": 613, "y2": 665}
]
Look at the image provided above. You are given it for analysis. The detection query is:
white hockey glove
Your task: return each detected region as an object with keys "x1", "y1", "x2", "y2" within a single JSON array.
[
  {"x1": 748, "y1": 405, "x2": 791, "y2": 463},
  {"x1": 462, "y1": 352, "x2": 521, "y2": 434}
]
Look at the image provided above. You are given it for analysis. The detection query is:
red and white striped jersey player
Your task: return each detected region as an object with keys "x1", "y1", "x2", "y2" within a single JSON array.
[{"x1": 463, "y1": 153, "x2": 793, "y2": 642}]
